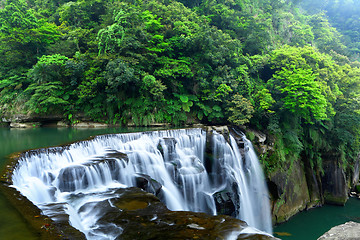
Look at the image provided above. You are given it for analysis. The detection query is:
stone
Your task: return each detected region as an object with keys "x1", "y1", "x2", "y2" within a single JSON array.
[
  {"x1": 135, "y1": 173, "x2": 163, "y2": 196},
  {"x1": 0, "y1": 183, "x2": 85, "y2": 239},
  {"x1": 72, "y1": 122, "x2": 108, "y2": 128},
  {"x1": 3, "y1": 114, "x2": 63, "y2": 124},
  {"x1": 10, "y1": 122, "x2": 40, "y2": 128},
  {"x1": 317, "y1": 221, "x2": 360, "y2": 239},
  {"x1": 303, "y1": 160, "x2": 322, "y2": 208},
  {"x1": 213, "y1": 190, "x2": 236, "y2": 217},
  {"x1": 57, "y1": 165, "x2": 88, "y2": 192},
  {"x1": 206, "y1": 125, "x2": 229, "y2": 135},
  {"x1": 56, "y1": 121, "x2": 69, "y2": 127}
]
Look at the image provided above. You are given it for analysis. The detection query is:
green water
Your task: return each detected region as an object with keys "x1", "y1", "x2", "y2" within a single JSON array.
[
  {"x1": 0, "y1": 127, "x2": 151, "y2": 239},
  {"x1": 1, "y1": 127, "x2": 360, "y2": 240},
  {"x1": 274, "y1": 197, "x2": 360, "y2": 239}
]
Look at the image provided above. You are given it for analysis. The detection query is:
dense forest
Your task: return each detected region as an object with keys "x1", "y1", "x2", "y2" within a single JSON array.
[{"x1": 1, "y1": 0, "x2": 360, "y2": 174}]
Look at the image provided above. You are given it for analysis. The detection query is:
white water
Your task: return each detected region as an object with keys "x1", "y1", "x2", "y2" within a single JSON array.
[{"x1": 11, "y1": 128, "x2": 272, "y2": 238}]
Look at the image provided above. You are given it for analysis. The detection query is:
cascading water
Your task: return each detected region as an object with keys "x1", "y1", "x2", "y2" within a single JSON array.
[{"x1": 11, "y1": 128, "x2": 272, "y2": 239}]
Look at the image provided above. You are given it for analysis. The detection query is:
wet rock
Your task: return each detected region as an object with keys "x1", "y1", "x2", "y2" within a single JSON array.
[
  {"x1": 317, "y1": 221, "x2": 360, "y2": 239},
  {"x1": 2, "y1": 114, "x2": 63, "y2": 124},
  {"x1": 41, "y1": 202, "x2": 70, "y2": 223},
  {"x1": 10, "y1": 122, "x2": 40, "y2": 128},
  {"x1": 206, "y1": 126, "x2": 230, "y2": 143},
  {"x1": 303, "y1": 159, "x2": 322, "y2": 208},
  {"x1": 158, "y1": 137, "x2": 177, "y2": 161},
  {"x1": 135, "y1": 173, "x2": 163, "y2": 196},
  {"x1": 95, "y1": 187, "x2": 278, "y2": 240},
  {"x1": 58, "y1": 165, "x2": 89, "y2": 192},
  {"x1": 56, "y1": 121, "x2": 69, "y2": 127},
  {"x1": 237, "y1": 233, "x2": 277, "y2": 240},
  {"x1": 269, "y1": 160, "x2": 310, "y2": 223},
  {"x1": 103, "y1": 150, "x2": 128, "y2": 163},
  {"x1": 214, "y1": 190, "x2": 236, "y2": 217},
  {"x1": 58, "y1": 151, "x2": 129, "y2": 192},
  {"x1": 321, "y1": 154, "x2": 348, "y2": 205},
  {"x1": 72, "y1": 122, "x2": 108, "y2": 128}
]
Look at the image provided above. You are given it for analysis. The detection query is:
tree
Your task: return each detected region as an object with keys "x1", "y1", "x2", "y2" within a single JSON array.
[
  {"x1": 0, "y1": 0, "x2": 60, "y2": 70},
  {"x1": 269, "y1": 66, "x2": 327, "y2": 123},
  {"x1": 227, "y1": 94, "x2": 254, "y2": 125},
  {"x1": 97, "y1": 10, "x2": 126, "y2": 55},
  {"x1": 25, "y1": 54, "x2": 83, "y2": 114}
]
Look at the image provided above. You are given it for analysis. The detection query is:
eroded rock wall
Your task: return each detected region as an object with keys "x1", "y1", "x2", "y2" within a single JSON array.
[
  {"x1": 245, "y1": 128, "x2": 357, "y2": 225},
  {"x1": 269, "y1": 160, "x2": 311, "y2": 223}
]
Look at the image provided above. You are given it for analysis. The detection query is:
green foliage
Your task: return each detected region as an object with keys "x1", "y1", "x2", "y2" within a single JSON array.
[
  {"x1": 0, "y1": 0, "x2": 60, "y2": 70},
  {"x1": 227, "y1": 94, "x2": 254, "y2": 125},
  {"x1": 141, "y1": 75, "x2": 167, "y2": 100},
  {"x1": 254, "y1": 88, "x2": 275, "y2": 113},
  {"x1": 28, "y1": 54, "x2": 69, "y2": 83},
  {"x1": 270, "y1": 66, "x2": 327, "y2": 123},
  {"x1": 1, "y1": 0, "x2": 360, "y2": 177},
  {"x1": 25, "y1": 81, "x2": 68, "y2": 113},
  {"x1": 97, "y1": 10, "x2": 125, "y2": 55}
]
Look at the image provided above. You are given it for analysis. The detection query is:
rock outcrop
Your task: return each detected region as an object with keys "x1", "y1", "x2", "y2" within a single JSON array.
[
  {"x1": 321, "y1": 153, "x2": 348, "y2": 205},
  {"x1": 95, "y1": 187, "x2": 279, "y2": 240},
  {"x1": 269, "y1": 160, "x2": 311, "y2": 223}
]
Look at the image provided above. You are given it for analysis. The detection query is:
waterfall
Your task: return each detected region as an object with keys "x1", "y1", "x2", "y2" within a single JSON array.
[{"x1": 11, "y1": 128, "x2": 272, "y2": 239}]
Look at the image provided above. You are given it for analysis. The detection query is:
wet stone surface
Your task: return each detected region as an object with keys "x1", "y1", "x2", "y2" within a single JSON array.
[{"x1": 94, "y1": 187, "x2": 277, "y2": 240}]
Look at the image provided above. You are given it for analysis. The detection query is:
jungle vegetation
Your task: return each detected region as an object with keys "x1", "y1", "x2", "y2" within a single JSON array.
[{"x1": 1, "y1": 0, "x2": 360, "y2": 173}]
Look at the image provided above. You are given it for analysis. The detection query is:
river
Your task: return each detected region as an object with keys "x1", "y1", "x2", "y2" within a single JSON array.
[{"x1": 1, "y1": 127, "x2": 359, "y2": 239}]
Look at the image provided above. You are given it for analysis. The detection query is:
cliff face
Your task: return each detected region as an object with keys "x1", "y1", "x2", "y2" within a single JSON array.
[
  {"x1": 268, "y1": 159, "x2": 311, "y2": 223},
  {"x1": 247, "y1": 129, "x2": 357, "y2": 224}
]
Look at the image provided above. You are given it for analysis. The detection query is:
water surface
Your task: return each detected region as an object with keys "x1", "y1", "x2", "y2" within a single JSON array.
[{"x1": 274, "y1": 197, "x2": 360, "y2": 239}]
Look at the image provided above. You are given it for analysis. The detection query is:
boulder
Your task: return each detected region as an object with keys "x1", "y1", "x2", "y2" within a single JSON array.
[
  {"x1": 213, "y1": 190, "x2": 236, "y2": 217},
  {"x1": 135, "y1": 173, "x2": 163, "y2": 196},
  {"x1": 72, "y1": 122, "x2": 108, "y2": 128},
  {"x1": 57, "y1": 165, "x2": 89, "y2": 192},
  {"x1": 56, "y1": 121, "x2": 69, "y2": 127},
  {"x1": 318, "y1": 221, "x2": 360, "y2": 239},
  {"x1": 10, "y1": 122, "x2": 40, "y2": 128},
  {"x1": 206, "y1": 125, "x2": 229, "y2": 136}
]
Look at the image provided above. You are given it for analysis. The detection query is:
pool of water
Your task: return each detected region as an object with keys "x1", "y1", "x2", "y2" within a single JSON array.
[{"x1": 274, "y1": 197, "x2": 360, "y2": 239}]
